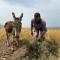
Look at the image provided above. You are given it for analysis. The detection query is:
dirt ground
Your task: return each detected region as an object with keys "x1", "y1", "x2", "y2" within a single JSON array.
[
  {"x1": 0, "y1": 39, "x2": 28, "y2": 60},
  {"x1": 0, "y1": 39, "x2": 60, "y2": 60}
]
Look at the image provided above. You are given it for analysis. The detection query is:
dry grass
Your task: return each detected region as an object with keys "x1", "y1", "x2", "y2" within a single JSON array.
[
  {"x1": 0, "y1": 28, "x2": 60, "y2": 44},
  {"x1": 46, "y1": 29, "x2": 60, "y2": 44},
  {"x1": 21, "y1": 28, "x2": 60, "y2": 44},
  {"x1": 0, "y1": 28, "x2": 60, "y2": 60}
]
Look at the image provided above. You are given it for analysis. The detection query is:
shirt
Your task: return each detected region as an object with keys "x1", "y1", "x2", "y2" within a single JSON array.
[{"x1": 31, "y1": 18, "x2": 47, "y2": 31}]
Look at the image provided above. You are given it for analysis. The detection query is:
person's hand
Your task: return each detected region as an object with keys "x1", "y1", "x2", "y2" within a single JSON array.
[{"x1": 31, "y1": 31, "x2": 33, "y2": 36}]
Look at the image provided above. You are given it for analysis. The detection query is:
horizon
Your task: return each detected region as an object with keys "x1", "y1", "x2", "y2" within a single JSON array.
[{"x1": 0, "y1": 24, "x2": 60, "y2": 29}]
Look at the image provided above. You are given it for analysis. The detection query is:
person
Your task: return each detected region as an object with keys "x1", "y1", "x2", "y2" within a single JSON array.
[{"x1": 31, "y1": 12, "x2": 47, "y2": 41}]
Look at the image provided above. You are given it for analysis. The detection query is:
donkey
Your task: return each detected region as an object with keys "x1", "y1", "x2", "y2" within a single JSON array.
[{"x1": 4, "y1": 12, "x2": 23, "y2": 46}]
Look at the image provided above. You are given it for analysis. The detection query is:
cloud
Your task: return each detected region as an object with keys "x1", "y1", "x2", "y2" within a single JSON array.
[
  {"x1": 3, "y1": 0, "x2": 60, "y2": 12},
  {"x1": 3, "y1": 0, "x2": 38, "y2": 7},
  {"x1": 0, "y1": 0, "x2": 60, "y2": 27},
  {"x1": 3, "y1": 0, "x2": 59, "y2": 8}
]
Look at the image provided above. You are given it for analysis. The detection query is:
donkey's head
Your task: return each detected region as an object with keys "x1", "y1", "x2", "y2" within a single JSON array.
[{"x1": 12, "y1": 12, "x2": 23, "y2": 23}]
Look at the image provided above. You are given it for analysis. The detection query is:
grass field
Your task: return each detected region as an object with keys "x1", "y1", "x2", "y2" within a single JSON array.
[
  {"x1": 0, "y1": 28, "x2": 60, "y2": 44},
  {"x1": 0, "y1": 28, "x2": 60, "y2": 60}
]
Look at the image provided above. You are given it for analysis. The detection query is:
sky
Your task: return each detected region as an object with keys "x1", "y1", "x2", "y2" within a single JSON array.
[{"x1": 0, "y1": 0, "x2": 60, "y2": 28}]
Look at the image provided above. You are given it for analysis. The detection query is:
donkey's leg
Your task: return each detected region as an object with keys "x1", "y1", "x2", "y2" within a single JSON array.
[
  {"x1": 12, "y1": 27, "x2": 20, "y2": 49},
  {"x1": 12, "y1": 33, "x2": 19, "y2": 51},
  {"x1": 15, "y1": 35, "x2": 19, "y2": 47},
  {"x1": 15, "y1": 29, "x2": 20, "y2": 47},
  {"x1": 6, "y1": 33, "x2": 10, "y2": 46}
]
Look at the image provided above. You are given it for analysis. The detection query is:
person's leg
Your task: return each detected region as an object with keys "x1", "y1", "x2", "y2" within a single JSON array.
[
  {"x1": 40, "y1": 31, "x2": 46, "y2": 41},
  {"x1": 34, "y1": 30, "x2": 39, "y2": 40}
]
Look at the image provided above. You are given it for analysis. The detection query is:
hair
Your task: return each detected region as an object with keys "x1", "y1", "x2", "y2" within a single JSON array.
[{"x1": 34, "y1": 12, "x2": 40, "y2": 17}]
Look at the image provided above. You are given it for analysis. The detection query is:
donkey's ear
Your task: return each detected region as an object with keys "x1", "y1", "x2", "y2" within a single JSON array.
[
  {"x1": 12, "y1": 12, "x2": 15, "y2": 16},
  {"x1": 20, "y1": 13, "x2": 23, "y2": 18},
  {"x1": 21, "y1": 13, "x2": 23, "y2": 17},
  {"x1": 12, "y1": 12, "x2": 16, "y2": 18}
]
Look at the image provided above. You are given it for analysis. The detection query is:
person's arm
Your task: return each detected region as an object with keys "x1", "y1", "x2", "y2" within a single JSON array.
[
  {"x1": 42, "y1": 21, "x2": 47, "y2": 32},
  {"x1": 41, "y1": 21, "x2": 47, "y2": 40}
]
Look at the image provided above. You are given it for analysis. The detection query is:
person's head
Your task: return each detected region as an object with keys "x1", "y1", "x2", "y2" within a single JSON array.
[{"x1": 34, "y1": 12, "x2": 41, "y2": 22}]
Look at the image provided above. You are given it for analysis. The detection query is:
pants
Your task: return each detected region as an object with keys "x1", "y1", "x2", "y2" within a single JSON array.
[{"x1": 34, "y1": 29, "x2": 46, "y2": 40}]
